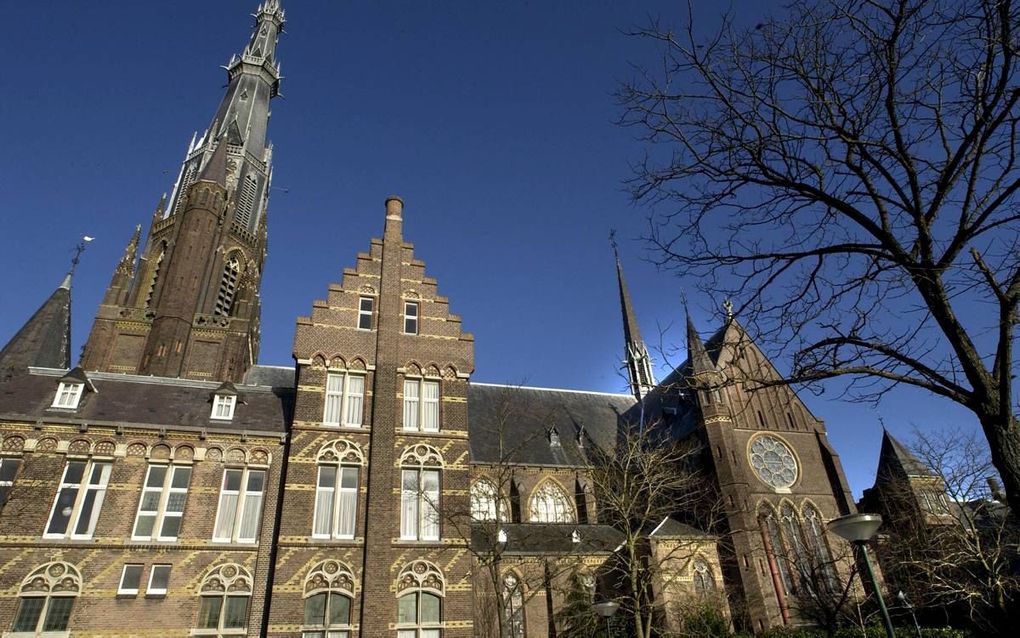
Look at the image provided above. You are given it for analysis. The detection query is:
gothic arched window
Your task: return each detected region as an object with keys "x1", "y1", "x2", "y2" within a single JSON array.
[
  {"x1": 214, "y1": 254, "x2": 242, "y2": 317},
  {"x1": 396, "y1": 561, "x2": 444, "y2": 638},
  {"x1": 759, "y1": 505, "x2": 795, "y2": 596},
  {"x1": 471, "y1": 480, "x2": 501, "y2": 522},
  {"x1": 692, "y1": 558, "x2": 716, "y2": 596},
  {"x1": 528, "y1": 481, "x2": 574, "y2": 523},
  {"x1": 779, "y1": 502, "x2": 811, "y2": 584},
  {"x1": 400, "y1": 445, "x2": 442, "y2": 541},
  {"x1": 194, "y1": 564, "x2": 252, "y2": 636},
  {"x1": 502, "y1": 573, "x2": 525, "y2": 638},
  {"x1": 313, "y1": 440, "x2": 364, "y2": 539},
  {"x1": 11, "y1": 562, "x2": 81, "y2": 634},
  {"x1": 302, "y1": 560, "x2": 354, "y2": 638},
  {"x1": 803, "y1": 504, "x2": 838, "y2": 590}
]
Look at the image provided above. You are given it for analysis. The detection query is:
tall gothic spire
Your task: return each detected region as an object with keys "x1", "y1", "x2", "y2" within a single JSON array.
[
  {"x1": 82, "y1": 1, "x2": 285, "y2": 382},
  {"x1": 686, "y1": 312, "x2": 714, "y2": 375},
  {"x1": 613, "y1": 245, "x2": 656, "y2": 401}
]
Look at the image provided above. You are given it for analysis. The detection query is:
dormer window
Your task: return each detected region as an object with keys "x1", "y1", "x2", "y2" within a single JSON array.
[
  {"x1": 210, "y1": 382, "x2": 241, "y2": 421},
  {"x1": 548, "y1": 428, "x2": 560, "y2": 447},
  {"x1": 52, "y1": 382, "x2": 84, "y2": 409},
  {"x1": 211, "y1": 394, "x2": 237, "y2": 420}
]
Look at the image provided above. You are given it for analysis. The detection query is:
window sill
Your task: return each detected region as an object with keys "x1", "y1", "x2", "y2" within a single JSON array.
[
  {"x1": 145, "y1": 592, "x2": 167, "y2": 599},
  {"x1": 116, "y1": 592, "x2": 139, "y2": 599}
]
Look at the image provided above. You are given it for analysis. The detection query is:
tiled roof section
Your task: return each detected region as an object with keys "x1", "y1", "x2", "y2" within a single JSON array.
[
  {"x1": 467, "y1": 383, "x2": 635, "y2": 466},
  {"x1": 242, "y1": 364, "x2": 295, "y2": 389},
  {"x1": 878, "y1": 430, "x2": 932, "y2": 478},
  {"x1": 649, "y1": 516, "x2": 713, "y2": 539},
  {"x1": 0, "y1": 283, "x2": 71, "y2": 383},
  {"x1": 470, "y1": 523, "x2": 624, "y2": 555},
  {"x1": 0, "y1": 369, "x2": 291, "y2": 433}
]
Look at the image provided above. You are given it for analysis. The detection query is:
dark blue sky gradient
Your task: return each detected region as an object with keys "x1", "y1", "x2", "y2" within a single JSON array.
[{"x1": 0, "y1": 0, "x2": 982, "y2": 498}]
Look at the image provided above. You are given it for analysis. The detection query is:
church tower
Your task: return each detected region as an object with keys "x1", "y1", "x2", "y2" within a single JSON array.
[
  {"x1": 614, "y1": 251, "x2": 656, "y2": 400},
  {"x1": 81, "y1": 1, "x2": 285, "y2": 382}
]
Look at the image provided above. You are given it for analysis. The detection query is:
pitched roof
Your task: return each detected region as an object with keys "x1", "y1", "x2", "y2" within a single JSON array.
[
  {"x1": 470, "y1": 523, "x2": 624, "y2": 555},
  {"x1": 0, "y1": 281, "x2": 71, "y2": 383},
  {"x1": 649, "y1": 516, "x2": 714, "y2": 539},
  {"x1": 878, "y1": 430, "x2": 932, "y2": 478},
  {"x1": 0, "y1": 368, "x2": 290, "y2": 434},
  {"x1": 467, "y1": 383, "x2": 634, "y2": 466}
]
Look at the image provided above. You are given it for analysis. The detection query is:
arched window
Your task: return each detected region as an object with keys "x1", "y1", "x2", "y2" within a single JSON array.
[
  {"x1": 313, "y1": 441, "x2": 364, "y2": 539},
  {"x1": 396, "y1": 560, "x2": 444, "y2": 638},
  {"x1": 502, "y1": 573, "x2": 525, "y2": 638},
  {"x1": 11, "y1": 562, "x2": 81, "y2": 635},
  {"x1": 400, "y1": 445, "x2": 443, "y2": 541},
  {"x1": 779, "y1": 502, "x2": 811, "y2": 584},
  {"x1": 234, "y1": 173, "x2": 259, "y2": 229},
  {"x1": 471, "y1": 480, "x2": 501, "y2": 522},
  {"x1": 574, "y1": 479, "x2": 588, "y2": 524},
  {"x1": 214, "y1": 254, "x2": 242, "y2": 317},
  {"x1": 803, "y1": 504, "x2": 838, "y2": 589},
  {"x1": 759, "y1": 505, "x2": 795, "y2": 596},
  {"x1": 528, "y1": 481, "x2": 574, "y2": 523},
  {"x1": 302, "y1": 560, "x2": 354, "y2": 638},
  {"x1": 194, "y1": 564, "x2": 252, "y2": 636},
  {"x1": 692, "y1": 558, "x2": 715, "y2": 596}
]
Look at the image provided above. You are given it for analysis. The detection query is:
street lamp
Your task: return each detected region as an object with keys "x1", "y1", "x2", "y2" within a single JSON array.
[
  {"x1": 828, "y1": 513, "x2": 894, "y2": 638},
  {"x1": 592, "y1": 600, "x2": 620, "y2": 638}
]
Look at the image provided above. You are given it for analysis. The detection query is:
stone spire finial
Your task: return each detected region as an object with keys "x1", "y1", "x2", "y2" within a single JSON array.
[{"x1": 611, "y1": 233, "x2": 656, "y2": 401}]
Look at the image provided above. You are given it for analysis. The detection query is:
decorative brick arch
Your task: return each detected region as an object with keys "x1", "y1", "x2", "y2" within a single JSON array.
[
  {"x1": 395, "y1": 560, "x2": 445, "y2": 597},
  {"x1": 399, "y1": 444, "x2": 444, "y2": 468},
  {"x1": 318, "y1": 439, "x2": 366, "y2": 465},
  {"x1": 304, "y1": 559, "x2": 355, "y2": 598}
]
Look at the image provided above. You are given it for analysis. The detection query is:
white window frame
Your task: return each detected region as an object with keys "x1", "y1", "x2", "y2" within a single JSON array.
[
  {"x1": 194, "y1": 593, "x2": 250, "y2": 636},
  {"x1": 312, "y1": 465, "x2": 359, "y2": 540},
  {"x1": 51, "y1": 382, "x2": 84, "y2": 409},
  {"x1": 402, "y1": 378, "x2": 440, "y2": 432},
  {"x1": 403, "y1": 301, "x2": 419, "y2": 335},
  {"x1": 357, "y1": 296, "x2": 374, "y2": 330},
  {"x1": 212, "y1": 467, "x2": 266, "y2": 543},
  {"x1": 43, "y1": 459, "x2": 112, "y2": 539},
  {"x1": 211, "y1": 394, "x2": 237, "y2": 420},
  {"x1": 132, "y1": 464, "x2": 191, "y2": 541},
  {"x1": 147, "y1": 564, "x2": 171, "y2": 596},
  {"x1": 322, "y1": 372, "x2": 365, "y2": 428},
  {"x1": 118, "y1": 564, "x2": 143, "y2": 596},
  {"x1": 400, "y1": 467, "x2": 440, "y2": 541}
]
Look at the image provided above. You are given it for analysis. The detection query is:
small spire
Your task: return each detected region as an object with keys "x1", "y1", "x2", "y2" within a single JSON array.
[
  {"x1": 612, "y1": 233, "x2": 656, "y2": 401},
  {"x1": 197, "y1": 139, "x2": 229, "y2": 186},
  {"x1": 115, "y1": 226, "x2": 142, "y2": 276},
  {"x1": 0, "y1": 277, "x2": 73, "y2": 381},
  {"x1": 686, "y1": 311, "x2": 714, "y2": 374}
]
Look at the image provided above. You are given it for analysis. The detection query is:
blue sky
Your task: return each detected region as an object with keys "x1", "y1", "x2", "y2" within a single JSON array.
[{"x1": 0, "y1": 0, "x2": 984, "y2": 498}]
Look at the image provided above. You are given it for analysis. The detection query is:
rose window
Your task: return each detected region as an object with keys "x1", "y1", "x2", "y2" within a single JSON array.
[{"x1": 749, "y1": 435, "x2": 798, "y2": 489}]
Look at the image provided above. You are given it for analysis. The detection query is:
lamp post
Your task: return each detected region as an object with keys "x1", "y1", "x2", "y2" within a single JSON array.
[
  {"x1": 828, "y1": 513, "x2": 895, "y2": 638},
  {"x1": 592, "y1": 600, "x2": 620, "y2": 638}
]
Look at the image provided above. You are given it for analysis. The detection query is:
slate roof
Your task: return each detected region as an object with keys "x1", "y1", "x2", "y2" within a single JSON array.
[
  {"x1": 470, "y1": 523, "x2": 624, "y2": 555},
  {"x1": 243, "y1": 364, "x2": 295, "y2": 388},
  {"x1": 0, "y1": 281, "x2": 71, "y2": 383},
  {"x1": 878, "y1": 430, "x2": 932, "y2": 478},
  {"x1": 467, "y1": 383, "x2": 635, "y2": 466},
  {"x1": 649, "y1": 516, "x2": 714, "y2": 539},
  {"x1": 0, "y1": 368, "x2": 291, "y2": 434}
]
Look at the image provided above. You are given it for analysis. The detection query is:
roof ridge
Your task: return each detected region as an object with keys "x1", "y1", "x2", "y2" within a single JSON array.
[{"x1": 470, "y1": 381, "x2": 634, "y2": 399}]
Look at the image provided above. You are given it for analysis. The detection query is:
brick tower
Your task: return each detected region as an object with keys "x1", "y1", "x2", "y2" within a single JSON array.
[
  {"x1": 81, "y1": 0, "x2": 285, "y2": 382},
  {"x1": 268, "y1": 197, "x2": 475, "y2": 637}
]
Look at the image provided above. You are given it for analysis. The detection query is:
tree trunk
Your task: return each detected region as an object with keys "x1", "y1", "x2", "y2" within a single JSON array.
[{"x1": 980, "y1": 414, "x2": 1020, "y2": 516}]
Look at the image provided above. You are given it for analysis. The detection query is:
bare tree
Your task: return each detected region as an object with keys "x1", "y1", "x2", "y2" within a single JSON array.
[
  {"x1": 584, "y1": 423, "x2": 724, "y2": 638},
  {"x1": 619, "y1": 0, "x2": 1020, "y2": 513},
  {"x1": 878, "y1": 429, "x2": 1019, "y2": 635}
]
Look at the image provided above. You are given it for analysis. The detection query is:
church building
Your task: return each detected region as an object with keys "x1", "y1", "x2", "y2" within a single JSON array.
[{"x1": 0, "y1": 2, "x2": 862, "y2": 636}]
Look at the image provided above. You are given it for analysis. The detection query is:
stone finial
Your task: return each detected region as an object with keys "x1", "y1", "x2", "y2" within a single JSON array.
[{"x1": 385, "y1": 196, "x2": 404, "y2": 220}]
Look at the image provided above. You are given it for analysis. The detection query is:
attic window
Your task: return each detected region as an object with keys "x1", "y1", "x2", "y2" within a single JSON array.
[
  {"x1": 211, "y1": 394, "x2": 237, "y2": 420},
  {"x1": 548, "y1": 428, "x2": 560, "y2": 447},
  {"x1": 52, "y1": 382, "x2": 84, "y2": 409}
]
